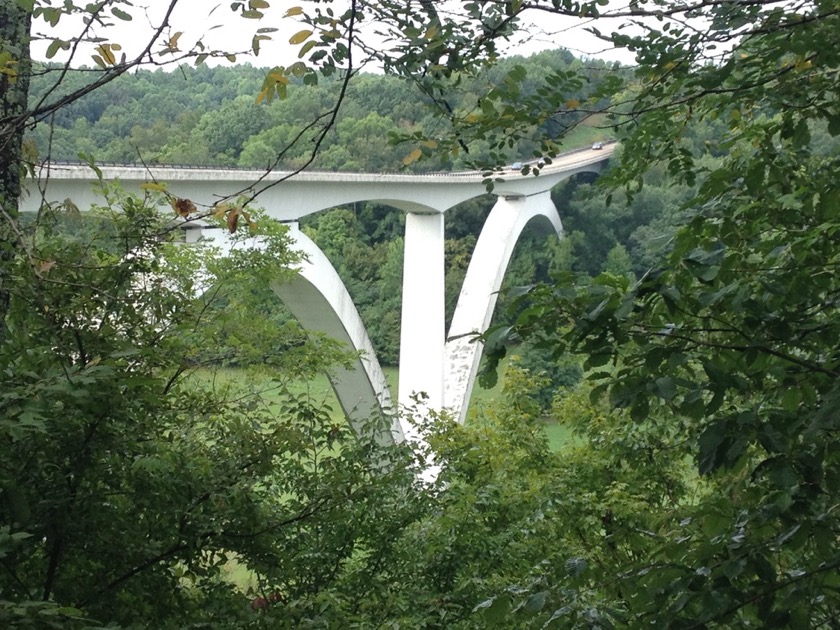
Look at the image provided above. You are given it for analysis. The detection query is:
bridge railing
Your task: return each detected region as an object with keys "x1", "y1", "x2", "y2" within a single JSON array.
[{"x1": 37, "y1": 141, "x2": 615, "y2": 181}]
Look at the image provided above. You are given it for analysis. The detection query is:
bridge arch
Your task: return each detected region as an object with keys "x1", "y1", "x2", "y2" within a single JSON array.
[
  {"x1": 271, "y1": 225, "x2": 405, "y2": 445},
  {"x1": 443, "y1": 191, "x2": 564, "y2": 424},
  {"x1": 189, "y1": 222, "x2": 404, "y2": 446}
]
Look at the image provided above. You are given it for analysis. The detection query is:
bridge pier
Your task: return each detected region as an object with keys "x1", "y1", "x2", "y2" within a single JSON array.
[
  {"x1": 398, "y1": 212, "x2": 446, "y2": 411},
  {"x1": 186, "y1": 189, "x2": 564, "y2": 446}
]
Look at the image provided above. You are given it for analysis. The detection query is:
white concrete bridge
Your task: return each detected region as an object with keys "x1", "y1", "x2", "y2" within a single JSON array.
[{"x1": 22, "y1": 143, "x2": 615, "y2": 443}]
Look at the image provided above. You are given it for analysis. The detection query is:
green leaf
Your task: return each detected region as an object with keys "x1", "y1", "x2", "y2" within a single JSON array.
[
  {"x1": 46, "y1": 39, "x2": 68, "y2": 59},
  {"x1": 112, "y1": 7, "x2": 132, "y2": 20},
  {"x1": 652, "y1": 376, "x2": 677, "y2": 401},
  {"x1": 781, "y1": 388, "x2": 800, "y2": 412},
  {"x1": 523, "y1": 591, "x2": 548, "y2": 614},
  {"x1": 698, "y1": 423, "x2": 726, "y2": 474},
  {"x1": 480, "y1": 595, "x2": 511, "y2": 625}
]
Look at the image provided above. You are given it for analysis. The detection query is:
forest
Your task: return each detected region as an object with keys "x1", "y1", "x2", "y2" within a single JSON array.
[{"x1": 2, "y1": 0, "x2": 840, "y2": 627}]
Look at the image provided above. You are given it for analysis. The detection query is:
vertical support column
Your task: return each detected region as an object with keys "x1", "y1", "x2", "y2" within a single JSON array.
[{"x1": 398, "y1": 211, "x2": 445, "y2": 410}]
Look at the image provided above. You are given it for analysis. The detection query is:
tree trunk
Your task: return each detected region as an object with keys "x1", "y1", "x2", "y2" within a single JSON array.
[{"x1": 0, "y1": 3, "x2": 32, "y2": 338}]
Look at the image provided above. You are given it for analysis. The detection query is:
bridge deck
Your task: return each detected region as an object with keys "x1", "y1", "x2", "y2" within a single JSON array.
[{"x1": 22, "y1": 143, "x2": 614, "y2": 219}]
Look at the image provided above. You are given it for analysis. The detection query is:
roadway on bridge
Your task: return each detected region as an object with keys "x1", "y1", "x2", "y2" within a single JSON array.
[{"x1": 22, "y1": 142, "x2": 615, "y2": 220}]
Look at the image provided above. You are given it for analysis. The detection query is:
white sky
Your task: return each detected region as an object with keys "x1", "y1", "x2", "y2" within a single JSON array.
[{"x1": 29, "y1": 0, "x2": 638, "y2": 69}]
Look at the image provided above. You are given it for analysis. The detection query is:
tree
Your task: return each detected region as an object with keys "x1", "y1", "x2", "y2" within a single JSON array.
[
  {"x1": 0, "y1": 2, "x2": 416, "y2": 626},
  {"x1": 471, "y1": 1, "x2": 840, "y2": 626},
  {"x1": 0, "y1": 3, "x2": 32, "y2": 338}
]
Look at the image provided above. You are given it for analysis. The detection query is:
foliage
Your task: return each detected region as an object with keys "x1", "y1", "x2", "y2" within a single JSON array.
[
  {"x1": 0, "y1": 186, "x2": 415, "y2": 627},
  {"x1": 23, "y1": 47, "x2": 610, "y2": 173},
  {"x1": 508, "y1": 343, "x2": 583, "y2": 411},
  {"x1": 6, "y1": 0, "x2": 840, "y2": 627},
  {"x1": 245, "y1": 369, "x2": 697, "y2": 628},
  {"x1": 476, "y1": 0, "x2": 840, "y2": 626}
]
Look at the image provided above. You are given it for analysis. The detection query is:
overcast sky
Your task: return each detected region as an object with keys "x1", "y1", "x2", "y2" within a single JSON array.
[{"x1": 29, "y1": 1, "x2": 638, "y2": 69}]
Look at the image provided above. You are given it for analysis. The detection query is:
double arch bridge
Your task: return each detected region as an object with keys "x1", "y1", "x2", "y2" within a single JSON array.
[{"x1": 23, "y1": 143, "x2": 615, "y2": 444}]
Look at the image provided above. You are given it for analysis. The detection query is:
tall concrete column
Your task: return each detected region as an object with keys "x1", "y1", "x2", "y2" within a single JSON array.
[{"x1": 398, "y1": 212, "x2": 445, "y2": 410}]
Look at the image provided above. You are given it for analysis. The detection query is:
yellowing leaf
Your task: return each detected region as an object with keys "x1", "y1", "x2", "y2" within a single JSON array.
[
  {"x1": 0, "y1": 52, "x2": 18, "y2": 83},
  {"x1": 285, "y1": 6, "x2": 304, "y2": 17},
  {"x1": 289, "y1": 29, "x2": 313, "y2": 45},
  {"x1": 95, "y1": 44, "x2": 116, "y2": 66},
  {"x1": 269, "y1": 70, "x2": 288, "y2": 83},
  {"x1": 402, "y1": 148, "x2": 423, "y2": 166},
  {"x1": 62, "y1": 197, "x2": 79, "y2": 215},
  {"x1": 213, "y1": 203, "x2": 229, "y2": 220},
  {"x1": 250, "y1": 0, "x2": 270, "y2": 8},
  {"x1": 565, "y1": 98, "x2": 580, "y2": 109},
  {"x1": 421, "y1": 140, "x2": 438, "y2": 149},
  {"x1": 241, "y1": 210, "x2": 258, "y2": 234},
  {"x1": 298, "y1": 40, "x2": 316, "y2": 59},
  {"x1": 168, "y1": 32, "x2": 182, "y2": 51},
  {"x1": 140, "y1": 182, "x2": 168, "y2": 193}
]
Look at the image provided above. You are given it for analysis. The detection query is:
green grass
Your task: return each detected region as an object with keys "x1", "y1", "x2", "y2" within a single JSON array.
[
  {"x1": 544, "y1": 421, "x2": 575, "y2": 451},
  {"x1": 191, "y1": 365, "x2": 397, "y2": 414},
  {"x1": 560, "y1": 113, "x2": 612, "y2": 149},
  {"x1": 190, "y1": 361, "x2": 574, "y2": 451}
]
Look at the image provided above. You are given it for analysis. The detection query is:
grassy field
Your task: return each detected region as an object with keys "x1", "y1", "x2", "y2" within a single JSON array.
[
  {"x1": 192, "y1": 360, "x2": 575, "y2": 452},
  {"x1": 563, "y1": 114, "x2": 612, "y2": 148}
]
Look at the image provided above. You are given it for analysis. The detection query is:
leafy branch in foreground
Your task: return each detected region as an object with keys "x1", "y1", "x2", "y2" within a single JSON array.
[
  {"x1": 460, "y1": 0, "x2": 840, "y2": 626},
  {"x1": 0, "y1": 187, "x2": 420, "y2": 627}
]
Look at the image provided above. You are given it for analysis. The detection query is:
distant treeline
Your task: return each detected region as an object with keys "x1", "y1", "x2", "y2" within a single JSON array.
[{"x1": 26, "y1": 48, "x2": 614, "y2": 172}]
